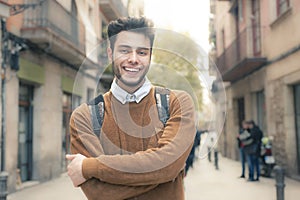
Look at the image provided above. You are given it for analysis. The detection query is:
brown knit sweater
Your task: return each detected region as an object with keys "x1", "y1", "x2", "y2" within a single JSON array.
[{"x1": 70, "y1": 87, "x2": 196, "y2": 200}]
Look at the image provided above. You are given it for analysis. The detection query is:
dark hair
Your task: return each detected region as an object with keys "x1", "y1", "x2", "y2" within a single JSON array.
[
  {"x1": 107, "y1": 16, "x2": 155, "y2": 51},
  {"x1": 247, "y1": 120, "x2": 256, "y2": 126}
]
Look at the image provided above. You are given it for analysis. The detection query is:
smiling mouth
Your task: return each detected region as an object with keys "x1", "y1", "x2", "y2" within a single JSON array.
[{"x1": 123, "y1": 67, "x2": 140, "y2": 72}]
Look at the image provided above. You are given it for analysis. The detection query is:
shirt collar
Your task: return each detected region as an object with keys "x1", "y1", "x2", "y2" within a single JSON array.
[{"x1": 111, "y1": 78, "x2": 152, "y2": 104}]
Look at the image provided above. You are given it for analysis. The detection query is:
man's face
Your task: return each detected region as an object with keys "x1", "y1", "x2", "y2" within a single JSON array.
[
  {"x1": 242, "y1": 122, "x2": 248, "y2": 129},
  {"x1": 108, "y1": 31, "x2": 151, "y2": 90},
  {"x1": 249, "y1": 123, "x2": 254, "y2": 129}
]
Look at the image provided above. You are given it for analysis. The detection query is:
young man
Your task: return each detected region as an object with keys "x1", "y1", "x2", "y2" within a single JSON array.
[
  {"x1": 66, "y1": 17, "x2": 196, "y2": 200},
  {"x1": 245, "y1": 120, "x2": 263, "y2": 181}
]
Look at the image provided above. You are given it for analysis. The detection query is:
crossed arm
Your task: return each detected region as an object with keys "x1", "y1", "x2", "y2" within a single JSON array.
[
  {"x1": 67, "y1": 104, "x2": 158, "y2": 200},
  {"x1": 67, "y1": 91, "x2": 196, "y2": 199}
]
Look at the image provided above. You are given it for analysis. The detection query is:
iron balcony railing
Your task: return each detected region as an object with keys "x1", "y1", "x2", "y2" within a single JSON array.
[
  {"x1": 216, "y1": 26, "x2": 266, "y2": 81},
  {"x1": 22, "y1": 0, "x2": 85, "y2": 53},
  {"x1": 99, "y1": 0, "x2": 128, "y2": 21}
]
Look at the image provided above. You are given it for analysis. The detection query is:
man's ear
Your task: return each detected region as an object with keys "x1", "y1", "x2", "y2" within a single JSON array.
[{"x1": 107, "y1": 47, "x2": 113, "y2": 62}]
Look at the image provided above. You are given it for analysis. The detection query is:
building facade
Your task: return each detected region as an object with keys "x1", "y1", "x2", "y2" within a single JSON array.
[
  {"x1": 0, "y1": 0, "x2": 135, "y2": 193},
  {"x1": 211, "y1": 0, "x2": 300, "y2": 179},
  {"x1": 0, "y1": 0, "x2": 11, "y2": 190}
]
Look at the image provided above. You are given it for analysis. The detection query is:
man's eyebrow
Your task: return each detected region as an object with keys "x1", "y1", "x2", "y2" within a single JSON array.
[
  {"x1": 117, "y1": 45, "x2": 131, "y2": 48},
  {"x1": 137, "y1": 47, "x2": 150, "y2": 51},
  {"x1": 117, "y1": 45, "x2": 150, "y2": 50}
]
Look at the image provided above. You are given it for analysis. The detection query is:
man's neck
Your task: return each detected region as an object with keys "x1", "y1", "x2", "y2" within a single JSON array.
[{"x1": 116, "y1": 79, "x2": 146, "y2": 94}]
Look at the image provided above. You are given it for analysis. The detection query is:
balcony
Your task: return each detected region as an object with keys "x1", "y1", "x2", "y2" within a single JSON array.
[
  {"x1": 99, "y1": 0, "x2": 128, "y2": 21},
  {"x1": 0, "y1": 1, "x2": 10, "y2": 18},
  {"x1": 216, "y1": 27, "x2": 267, "y2": 82},
  {"x1": 20, "y1": 0, "x2": 85, "y2": 67},
  {"x1": 210, "y1": 0, "x2": 216, "y2": 14}
]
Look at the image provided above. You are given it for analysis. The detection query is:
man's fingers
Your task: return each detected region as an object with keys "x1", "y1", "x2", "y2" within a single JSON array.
[
  {"x1": 66, "y1": 154, "x2": 77, "y2": 161},
  {"x1": 66, "y1": 153, "x2": 87, "y2": 187}
]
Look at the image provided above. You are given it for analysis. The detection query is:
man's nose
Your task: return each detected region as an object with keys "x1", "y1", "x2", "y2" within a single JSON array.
[{"x1": 128, "y1": 51, "x2": 138, "y2": 63}]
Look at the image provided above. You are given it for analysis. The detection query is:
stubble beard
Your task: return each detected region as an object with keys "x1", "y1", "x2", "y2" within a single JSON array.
[{"x1": 112, "y1": 61, "x2": 148, "y2": 88}]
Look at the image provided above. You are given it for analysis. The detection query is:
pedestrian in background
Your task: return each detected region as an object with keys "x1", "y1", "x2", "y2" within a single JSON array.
[
  {"x1": 185, "y1": 129, "x2": 204, "y2": 175},
  {"x1": 207, "y1": 130, "x2": 219, "y2": 170},
  {"x1": 194, "y1": 129, "x2": 205, "y2": 159},
  {"x1": 244, "y1": 120, "x2": 263, "y2": 181},
  {"x1": 237, "y1": 120, "x2": 249, "y2": 178}
]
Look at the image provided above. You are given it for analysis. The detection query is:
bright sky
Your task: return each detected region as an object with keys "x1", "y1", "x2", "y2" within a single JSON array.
[
  {"x1": 144, "y1": 0, "x2": 210, "y2": 52},
  {"x1": 144, "y1": 0, "x2": 215, "y2": 115}
]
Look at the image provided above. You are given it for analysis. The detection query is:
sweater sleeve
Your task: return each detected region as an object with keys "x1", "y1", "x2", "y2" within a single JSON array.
[
  {"x1": 82, "y1": 90, "x2": 196, "y2": 186},
  {"x1": 70, "y1": 104, "x2": 158, "y2": 199}
]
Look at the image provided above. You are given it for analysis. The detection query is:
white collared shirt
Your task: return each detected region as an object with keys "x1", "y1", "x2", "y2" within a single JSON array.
[{"x1": 111, "y1": 78, "x2": 152, "y2": 104}]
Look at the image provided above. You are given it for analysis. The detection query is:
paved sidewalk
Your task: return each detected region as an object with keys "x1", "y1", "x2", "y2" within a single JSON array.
[
  {"x1": 7, "y1": 156, "x2": 300, "y2": 200},
  {"x1": 185, "y1": 155, "x2": 300, "y2": 200},
  {"x1": 7, "y1": 173, "x2": 86, "y2": 200}
]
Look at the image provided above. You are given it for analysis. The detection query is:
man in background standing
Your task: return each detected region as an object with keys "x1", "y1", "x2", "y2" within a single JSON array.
[
  {"x1": 207, "y1": 130, "x2": 219, "y2": 170},
  {"x1": 243, "y1": 120, "x2": 263, "y2": 181}
]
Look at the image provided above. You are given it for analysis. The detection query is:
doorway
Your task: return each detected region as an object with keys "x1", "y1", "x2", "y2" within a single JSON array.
[
  {"x1": 18, "y1": 83, "x2": 34, "y2": 182},
  {"x1": 237, "y1": 97, "x2": 245, "y2": 129},
  {"x1": 294, "y1": 84, "x2": 300, "y2": 174}
]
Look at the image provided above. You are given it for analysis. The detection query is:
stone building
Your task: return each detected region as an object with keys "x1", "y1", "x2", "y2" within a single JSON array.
[
  {"x1": 210, "y1": 0, "x2": 300, "y2": 179},
  {"x1": 0, "y1": 0, "x2": 11, "y2": 191},
  {"x1": 0, "y1": 0, "x2": 138, "y2": 193}
]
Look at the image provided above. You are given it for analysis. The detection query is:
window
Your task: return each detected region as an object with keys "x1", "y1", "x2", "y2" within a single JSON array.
[
  {"x1": 237, "y1": 97, "x2": 245, "y2": 129},
  {"x1": 72, "y1": 95, "x2": 81, "y2": 110},
  {"x1": 238, "y1": 0, "x2": 243, "y2": 22},
  {"x1": 256, "y1": 90, "x2": 266, "y2": 134},
  {"x1": 87, "y1": 88, "x2": 94, "y2": 102},
  {"x1": 61, "y1": 93, "x2": 81, "y2": 170},
  {"x1": 277, "y1": 0, "x2": 290, "y2": 16},
  {"x1": 71, "y1": 0, "x2": 78, "y2": 45},
  {"x1": 61, "y1": 93, "x2": 72, "y2": 170},
  {"x1": 251, "y1": 0, "x2": 261, "y2": 56}
]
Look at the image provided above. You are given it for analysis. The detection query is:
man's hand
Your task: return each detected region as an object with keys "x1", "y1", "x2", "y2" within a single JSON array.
[{"x1": 66, "y1": 154, "x2": 87, "y2": 187}]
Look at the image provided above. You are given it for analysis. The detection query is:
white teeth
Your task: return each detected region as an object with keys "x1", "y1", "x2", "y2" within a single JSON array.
[{"x1": 125, "y1": 67, "x2": 139, "y2": 72}]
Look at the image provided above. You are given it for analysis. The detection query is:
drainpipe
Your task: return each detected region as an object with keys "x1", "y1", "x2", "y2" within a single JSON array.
[
  {"x1": 0, "y1": 18, "x2": 8, "y2": 200},
  {"x1": 1, "y1": 18, "x2": 8, "y2": 172},
  {"x1": 0, "y1": 68, "x2": 6, "y2": 172}
]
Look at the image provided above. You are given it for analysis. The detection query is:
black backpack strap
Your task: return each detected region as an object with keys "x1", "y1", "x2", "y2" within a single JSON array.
[
  {"x1": 87, "y1": 94, "x2": 104, "y2": 137},
  {"x1": 155, "y1": 87, "x2": 170, "y2": 126}
]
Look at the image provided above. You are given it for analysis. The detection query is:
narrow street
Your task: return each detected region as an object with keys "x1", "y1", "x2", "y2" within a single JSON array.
[
  {"x1": 8, "y1": 154, "x2": 300, "y2": 200},
  {"x1": 185, "y1": 155, "x2": 300, "y2": 200}
]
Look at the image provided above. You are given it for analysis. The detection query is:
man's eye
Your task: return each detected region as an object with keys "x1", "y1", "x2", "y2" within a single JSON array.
[
  {"x1": 138, "y1": 51, "x2": 148, "y2": 56},
  {"x1": 119, "y1": 49, "x2": 129, "y2": 54}
]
